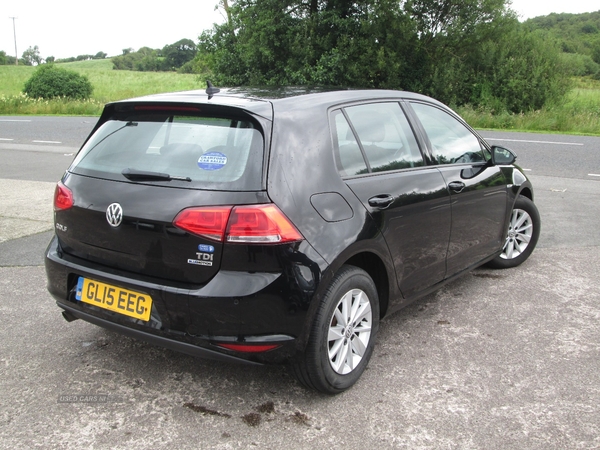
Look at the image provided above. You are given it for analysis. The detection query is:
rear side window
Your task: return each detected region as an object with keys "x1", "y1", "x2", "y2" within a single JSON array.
[
  {"x1": 70, "y1": 108, "x2": 264, "y2": 190},
  {"x1": 332, "y1": 102, "x2": 423, "y2": 177}
]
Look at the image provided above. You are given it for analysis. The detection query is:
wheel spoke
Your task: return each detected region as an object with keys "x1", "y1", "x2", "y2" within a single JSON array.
[
  {"x1": 328, "y1": 325, "x2": 344, "y2": 342},
  {"x1": 514, "y1": 211, "x2": 528, "y2": 229},
  {"x1": 351, "y1": 334, "x2": 367, "y2": 357},
  {"x1": 340, "y1": 292, "x2": 352, "y2": 325},
  {"x1": 349, "y1": 290, "x2": 362, "y2": 322},
  {"x1": 504, "y1": 238, "x2": 515, "y2": 259},
  {"x1": 352, "y1": 301, "x2": 370, "y2": 325},
  {"x1": 334, "y1": 302, "x2": 347, "y2": 328},
  {"x1": 336, "y1": 342, "x2": 350, "y2": 373},
  {"x1": 328, "y1": 337, "x2": 344, "y2": 363}
]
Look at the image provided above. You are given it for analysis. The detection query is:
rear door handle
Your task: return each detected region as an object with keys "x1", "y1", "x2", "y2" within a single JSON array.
[
  {"x1": 368, "y1": 194, "x2": 394, "y2": 209},
  {"x1": 448, "y1": 181, "x2": 466, "y2": 193}
]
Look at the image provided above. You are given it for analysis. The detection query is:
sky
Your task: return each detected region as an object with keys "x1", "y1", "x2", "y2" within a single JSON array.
[{"x1": 1, "y1": 0, "x2": 599, "y2": 61}]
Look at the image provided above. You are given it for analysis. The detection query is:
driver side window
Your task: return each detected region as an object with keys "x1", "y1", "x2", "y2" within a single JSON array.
[{"x1": 411, "y1": 102, "x2": 485, "y2": 165}]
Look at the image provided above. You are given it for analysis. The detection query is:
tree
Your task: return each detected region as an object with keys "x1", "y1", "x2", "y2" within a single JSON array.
[
  {"x1": 196, "y1": 0, "x2": 570, "y2": 111},
  {"x1": 23, "y1": 64, "x2": 93, "y2": 100},
  {"x1": 22, "y1": 45, "x2": 43, "y2": 66},
  {"x1": 162, "y1": 39, "x2": 197, "y2": 69}
]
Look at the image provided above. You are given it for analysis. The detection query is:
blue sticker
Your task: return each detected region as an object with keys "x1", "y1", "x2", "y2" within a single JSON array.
[
  {"x1": 198, "y1": 244, "x2": 215, "y2": 253},
  {"x1": 198, "y1": 152, "x2": 227, "y2": 171},
  {"x1": 75, "y1": 277, "x2": 84, "y2": 301}
]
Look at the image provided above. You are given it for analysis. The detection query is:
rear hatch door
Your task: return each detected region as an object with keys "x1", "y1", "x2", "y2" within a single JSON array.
[{"x1": 57, "y1": 103, "x2": 268, "y2": 285}]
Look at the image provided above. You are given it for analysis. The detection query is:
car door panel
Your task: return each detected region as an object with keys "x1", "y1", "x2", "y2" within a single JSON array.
[
  {"x1": 436, "y1": 164, "x2": 508, "y2": 276},
  {"x1": 408, "y1": 101, "x2": 509, "y2": 277},
  {"x1": 346, "y1": 169, "x2": 451, "y2": 298}
]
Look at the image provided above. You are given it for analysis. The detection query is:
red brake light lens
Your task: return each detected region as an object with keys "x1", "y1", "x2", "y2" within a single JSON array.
[
  {"x1": 227, "y1": 205, "x2": 302, "y2": 243},
  {"x1": 54, "y1": 182, "x2": 73, "y2": 211},
  {"x1": 173, "y1": 206, "x2": 232, "y2": 242},
  {"x1": 173, "y1": 204, "x2": 302, "y2": 244}
]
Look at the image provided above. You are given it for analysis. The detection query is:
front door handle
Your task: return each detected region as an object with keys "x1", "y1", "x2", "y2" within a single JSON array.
[
  {"x1": 448, "y1": 181, "x2": 466, "y2": 193},
  {"x1": 368, "y1": 194, "x2": 394, "y2": 209}
]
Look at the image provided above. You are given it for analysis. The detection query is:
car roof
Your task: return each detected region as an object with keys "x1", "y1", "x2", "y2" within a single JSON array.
[{"x1": 106, "y1": 87, "x2": 449, "y2": 121}]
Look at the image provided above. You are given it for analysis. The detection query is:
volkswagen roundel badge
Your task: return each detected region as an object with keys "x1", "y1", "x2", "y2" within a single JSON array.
[{"x1": 106, "y1": 203, "x2": 123, "y2": 227}]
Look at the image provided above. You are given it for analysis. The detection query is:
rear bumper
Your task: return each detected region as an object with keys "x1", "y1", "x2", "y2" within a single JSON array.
[
  {"x1": 45, "y1": 235, "x2": 325, "y2": 364},
  {"x1": 57, "y1": 301, "x2": 263, "y2": 365}
]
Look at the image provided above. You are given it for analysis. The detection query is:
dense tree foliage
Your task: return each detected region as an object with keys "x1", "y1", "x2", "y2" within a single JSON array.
[
  {"x1": 525, "y1": 11, "x2": 600, "y2": 78},
  {"x1": 23, "y1": 65, "x2": 93, "y2": 100},
  {"x1": 196, "y1": 0, "x2": 571, "y2": 112},
  {"x1": 525, "y1": 11, "x2": 600, "y2": 57},
  {"x1": 112, "y1": 39, "x2": 198, "y2": 72}
]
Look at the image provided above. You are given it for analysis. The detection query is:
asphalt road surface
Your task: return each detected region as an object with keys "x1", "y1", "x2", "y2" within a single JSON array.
[{"x1": 1, "y1": 117, "x2": 599, "y2": 449}]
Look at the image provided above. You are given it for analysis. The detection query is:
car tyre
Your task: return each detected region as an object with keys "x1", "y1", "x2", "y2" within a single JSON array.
[
  {"x1": 291, "y1": 265, "x2": 379, "y2": 394},
  {"x1": 487, "y1": 195, "x2": 540, "y2": 269}
]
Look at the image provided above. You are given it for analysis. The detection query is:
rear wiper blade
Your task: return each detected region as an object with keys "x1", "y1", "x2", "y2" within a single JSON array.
[{"x1": 121, "y1": 168, "x2": 191, "y2": 182}]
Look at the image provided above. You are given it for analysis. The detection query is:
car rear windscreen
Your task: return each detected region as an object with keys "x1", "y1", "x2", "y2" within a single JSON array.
[{"x1": 69, "y1": 109, "x2": 264, "y2": 190}]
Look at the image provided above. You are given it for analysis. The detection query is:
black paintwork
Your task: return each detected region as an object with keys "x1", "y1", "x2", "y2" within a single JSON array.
[{"x1": 45, "y1": 88, "x2": 534, "y2": 365}]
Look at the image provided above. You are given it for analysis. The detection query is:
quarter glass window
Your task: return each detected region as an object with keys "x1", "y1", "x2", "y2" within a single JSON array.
[{"x1": 410, "y1": 102, "x2": 485, "y2": 165}]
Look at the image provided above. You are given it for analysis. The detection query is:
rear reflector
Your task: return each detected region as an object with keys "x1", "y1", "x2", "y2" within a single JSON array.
[
  {"x1": 216, "y1": 343, "x2": 281, "y2": 353},
  {"x1": 54, "y1": 182, "x2": 74, "y2": 211},
  {"x1": 173, "y1": 204, "x2": 302, "y2": 244}
]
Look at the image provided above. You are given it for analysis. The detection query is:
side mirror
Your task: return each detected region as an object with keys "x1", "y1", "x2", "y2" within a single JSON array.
[{"x1": 491, "y1": 145, "x2": 517, "y2": 165}]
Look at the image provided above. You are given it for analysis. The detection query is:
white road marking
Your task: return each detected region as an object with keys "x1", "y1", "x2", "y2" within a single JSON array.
[
  {"x1": 32, "y1": 140, "x2": 62, "y2": 144},
  {"x1": 487, "y1": 138, "x2": 583, "y2": 146},
  {"x1": 588, "y1": 174, "x2": 600, "y2": 177},
  {"x1": 0, "y1": 119, "x2": 31, "y2": 122},
  {"x1": 0, "y1": 138, "x2": 14, "y2": 141}
]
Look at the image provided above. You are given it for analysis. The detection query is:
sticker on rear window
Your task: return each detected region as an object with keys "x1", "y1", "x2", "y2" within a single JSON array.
[{"x1": 198, "y1": 152, "x2": 227, "y2": 171}]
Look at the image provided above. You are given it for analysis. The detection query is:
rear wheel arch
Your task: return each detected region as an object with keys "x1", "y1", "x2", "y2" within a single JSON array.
[
  {"x1": 295, "y1": 249, "x2": 391, "y2": 351},
  {"x1": 291, "y1": 264, "x2": 380, "y2": 393},
  {"x1": 345, "y1": 252, "x2": 390, "y2": 318}
]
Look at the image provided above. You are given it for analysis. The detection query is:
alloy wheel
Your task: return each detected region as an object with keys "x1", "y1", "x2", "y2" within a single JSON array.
[{"x1": 327, "y1": 288, "x2": 373, "y2": 375}]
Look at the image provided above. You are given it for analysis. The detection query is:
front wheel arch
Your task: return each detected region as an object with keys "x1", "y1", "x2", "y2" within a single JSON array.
[{"x1": 487, "y1": 195, "x2": 540, "y2": 269}]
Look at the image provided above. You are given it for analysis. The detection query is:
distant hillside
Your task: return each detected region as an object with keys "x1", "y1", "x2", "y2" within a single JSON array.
[{"x1": 524, "y1": 11, "x2": 600, "y2": 77}]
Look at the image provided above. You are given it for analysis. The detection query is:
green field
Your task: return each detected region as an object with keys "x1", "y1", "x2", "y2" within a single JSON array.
[
  {"x1": 1, "y1": 60, "x2": 599, "y2": 135},
  {"x1": 0, "y1": 60, "x2": 204, "y2": 115}
]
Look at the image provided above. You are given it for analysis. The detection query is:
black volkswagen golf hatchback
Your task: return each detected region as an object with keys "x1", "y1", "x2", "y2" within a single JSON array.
[{"x1": 46, "y1": 86, "x2": 540, "y2": 393}]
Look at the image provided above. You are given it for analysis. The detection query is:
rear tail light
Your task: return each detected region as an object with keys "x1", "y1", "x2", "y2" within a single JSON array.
[
  {"x1": 54, "y1": 182, "x2": 74, "y2": 211},
  {"x1": 173, "y1": 207, "x2": 232, "y2": 241},
  {"x1": 173, "y1": 204, "x2": 302, "y2": 244}
]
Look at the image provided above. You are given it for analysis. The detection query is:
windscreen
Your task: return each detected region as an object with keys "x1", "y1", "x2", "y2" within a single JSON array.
[{"x1": 70, "y1": 109, "x2": 264, "y2": 190}]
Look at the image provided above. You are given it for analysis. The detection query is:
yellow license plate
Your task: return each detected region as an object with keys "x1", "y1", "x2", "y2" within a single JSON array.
[{"x1": 75, "y1": 277, "x2": 152, "y2": 321}]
